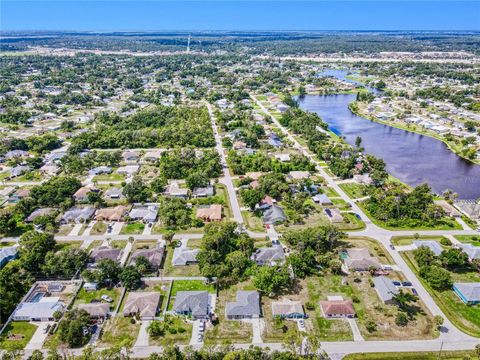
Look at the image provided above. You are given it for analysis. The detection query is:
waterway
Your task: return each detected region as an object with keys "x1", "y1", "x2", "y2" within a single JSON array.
[{"x1": 297, "y1": 70, "x2": 480, "y2": 199}]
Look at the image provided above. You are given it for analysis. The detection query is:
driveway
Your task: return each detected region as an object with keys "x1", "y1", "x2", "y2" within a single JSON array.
[
  {"x1": 250, "y1": 318, "x2": 263, "y2": 344},
  {"x1": 189, "y1": 320, "x2": 204, "y2": 345},
  {"x1": 24, "y1": 322, "x2": 51, "y2": 350},
  {"x1": 134, "y1": 320, "x2": 150, "y2": 347},
  {"x1": 347, "y1": 318, "x2": 364, "y2": 342},
  {"x1": 69, "y1": 223, "x2": 83, "y2": 236},
  {"x1": 110, "y1": 221, "x2": 124, "y2": 235}
]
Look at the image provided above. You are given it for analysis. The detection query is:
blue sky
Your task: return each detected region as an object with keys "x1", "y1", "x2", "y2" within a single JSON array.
[{"x1": 2, "y1": 1, "x2": 479, "y2": 31}]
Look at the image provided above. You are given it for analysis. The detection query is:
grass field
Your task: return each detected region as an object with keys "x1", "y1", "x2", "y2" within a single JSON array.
[
  {"x1": 98, "y1": 316, "x2": 140, "y2": 348},
  {"x1": 74, "y1": 287, "x2": 122, "y2": 310},
  {"x1": 120, "y1": 222, "x2": 145, "y2": 235},
  {"x1": 454, "y1": 235, "x2": 480, "y2": 246},
  {"x1": 91, "y1": 221, "x2": 107, "y2": 235},
  {"x1": 0, "y1": 322, "x2": 37, "y2": 350},
  {"x1": 170, "y1": 280, "x2": 216, "y2": 296},
  {"x1": 241, "y1": 210, "x2": 265, "y2": 232},
  {"x1": 338, "y1": 183, "x2": 368, "y2": 199},
  {"x1": 390, "y1": 235, "x2": 447, "y2": 246},
  {"x1": 149, "y1": 316, "x2": 192, "y2": 346}
]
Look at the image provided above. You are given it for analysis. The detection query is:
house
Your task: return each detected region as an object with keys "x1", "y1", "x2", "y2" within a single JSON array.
[
  {"x1": 122, "y1": 150, "x2": 140, "y2": 163},
  {"x1": 453, "y1": 282, "x2": 480, "y2": 305},
  {"x1": 10, "y1": 165, "x2": 30, "y2": 178},
  {"x1": 89, "y1": 166, "x2": 112, "y2": 176},
  {"x1": 129, "y1": 246, "x2": 165, "y2": 268},
  {"x1": 459, "y1": 244, "x2": 480, "y2": 261},
  {"x1": 173, "y1": 291, "x2": 210, "y2": 319},
  {"x1": 73, "y1": 187, "x2": 93, "y2": 202},
  {"x1": 196, "y1": 204, "x2": 222, "y2": 222},
  {"x1": 90, "y1": 246, "x2": 122, "y2": 264},
  {"x1": 40, "y1": 164, "x2": 60, "y2": 176},
  {"x1": 288, "y1": 171, "x2": 310, "y2": 180},
  {"x1": 103, "y1": 187, "x2": 124, "y2": 200},
  {"x1": 251, "y1": 245, "x2": 285, "y2": 266},
  {"x1": 312, "y1": 193, "x2": 332, "y2": 205},
  {"x1": 83, "y1": 282, "x2": 99, "y2": 292},
  {"x1": 94, "y1": 205, "x2": 129, "y2": 222},
  {"x1": 61, "y1": 206, "x2": 95, "y2": 223},
  {"x1": 0, "y1": 245, "x2": 18, "y2": 268},
  {"x1": 434, "y1": 200, "x2": 461, "y2": 217},
  {"x1": 143, "y1": 150, "x2": 163, "y2": 162},
  {"x1": 372, "y1": 276, "x2": 399, "y2": 304},
  {"x1": 13, "y1": 299, "x2": 66, "y2": 322},
  {"x1": 413, "y1": 240, "x2": 443, "y2": 256},
  {"x1": 77, "y1": 303, "x2": 110, "y2": 319},
  {"x1": 271, "y1": 299, "x2": 305, "y2": 319},
  {"x1": 116, "y1": 165, "x2": 140, "y2": 176},
  {"x1": 324, "y1": 208, "x2": 344, "y2": 223},
  {"x1": 262, "y1": 204, "x2": 287, "y2": 225},
  {"x1": 320, "y1": 298, "x2": 356, "y2": 318},
  {"x1": 245, "y1": 172, "x2": 264, "y2": 181},
  {"x1": 225, "y1": 291, "x2": 261, "y2": 319},
  {"x1": 2, "y1": 187, "x2": 18, "y2": 201},
  {"x1": 257, "y1": 195, "x2": 275, "y2": 210},
  {"x1": 343, "y1": 248, "x2": 382, "y2": 271},
  {"x1": 5, "y1": 150, "x2": 30, "y2": 159},
  {"x1": 192, "y1": 186, "x2": 214, "y2": 198},
  {"x1": 26, "y1": 208, "x2": 56, "y2": 222},
  {"x1": 274, "y1": 153, "x2": 291, "y2": 162},
  {"x1": 454, "y1": 200, "x2": 480, "y2": 221},
  {"x1": 129, "y1": 203, "x2": 158, "y2": 223},
  {"x1": 353, "y1": 174, "x2": 373, "y2": 185},
  {"x1": 164, "y1": 182, "x2": 189, "y2": 198},
  {"x1": 8, "y1": 189, "x2": 31, "y2": 204},
  {"x1": 172, "y1": 248, "x2": 199, "y2": 266},
  {"x1": 123, "y1": 291, "x2": 160, "y2": 319}
]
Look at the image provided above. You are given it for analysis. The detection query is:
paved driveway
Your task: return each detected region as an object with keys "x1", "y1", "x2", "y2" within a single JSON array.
[
  {"x1": 251, "y1": 318, "x2": 263, "y2": 344},
  {"x1": 24, "y1": 322, "x2": 51, "y2": 350},
  {"x1": 189, "y1": 320, "x2": 203, "y2": 345},
  {"x1": 134, "y1": 320, "x2": 150, "y2": 347}
]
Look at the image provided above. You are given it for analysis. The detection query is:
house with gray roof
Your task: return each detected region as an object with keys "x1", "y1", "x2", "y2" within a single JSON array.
[
  {"x1": 225, "y1": 291, "x2": 261, "y2": 319},
  {"x1": 10, "y1": 165, "x2": 30, "y2": 178},
  {"x1": 172, "y1": 248, "x2": 199, "y2": 266},
  {"x1": 459, "y1": 244, "x2": 480, "y2": 261},
  {"x1": 130, "y1": 246, "x2": 164, "y2": 268},
  {"x1": 26, "y1": 208, "x2": 56, "y2": 222},
  {"x1": 89, "y1": 166, "x2": 112, "y2": 176},
  {"x1": 61, "y1": 206, "x2": 95, "y2": 224},
  {"x1": 251, "y1": 245, "x2": 285, "y2": 266},
  {"x1": 453, "y1": 282, "x2": 480, "y2": 305},
  {"x1": 173, "y1": 291, "x2": 210, "y2": 319},
  {"x1": 312, "y1": 193, "x2": 332, "y2": 205},
  {"x1": 5, "y1": 150, "x2": 30, "y2": 159},
  {"x1": 90, "y1": 246, "x2": 122, "y2": 264},
  {"x1": 103, "y1": 187, "x2": 125, "y2": 200},
  {"x1": 373, "y1": 276, "x2": 399, "y2": 304},
  {"x1": 413, "y1": 240, "x2": 443, "y2": 256},
  {"x1": 262, "y1": 204, "x2": 287, "y2": 225},
  {"x1": 192, "y1": 186, "x2": 214, "y2": 198},
  {"x1": 129, "y1": 204, "x2": 158, "y2": 223}
]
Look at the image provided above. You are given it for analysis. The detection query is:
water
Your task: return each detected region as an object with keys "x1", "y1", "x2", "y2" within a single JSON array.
[{"x1": 298, "y1": 70, "x2": 480, "y2": 199}]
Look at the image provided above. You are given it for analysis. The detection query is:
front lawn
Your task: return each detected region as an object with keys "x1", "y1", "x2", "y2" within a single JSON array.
[
  {"x1": 391, "y1": 236, "x2": 448, "y2": 246},
  {"x1": 91, "y1": 221, "x2": 107, "y2": 235},
  {"x1": 454, "y1": 235, "x2": 480, "y2": 246},
  {"x1": 0, "y1": 322, "x2": 37, "y2": 350},
  {"x1": 120, "y1": 222, "x2": 145, "y2": 235},
  {"x1": 338, "y1": 183, "x2": 367, "y2": 199},
  {"x1": 149, "y1": 316, "x2": 192, "y2": 346},
  {"x1": 241, "y1": 211, "x2": 265, "y2": 233},
  {"x1": 98, "y1": 316, "x2": 140, "y2": 348},
  {"x1": 92, "y1": 173, "x2": 125, "y2": 182}
]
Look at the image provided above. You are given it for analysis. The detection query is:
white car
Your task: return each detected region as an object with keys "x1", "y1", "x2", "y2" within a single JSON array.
[{"x1": 101, "y1": 295, "x2": 113, "y2": 303}]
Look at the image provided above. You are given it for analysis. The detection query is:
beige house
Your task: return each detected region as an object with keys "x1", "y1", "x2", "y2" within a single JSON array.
[
  {"x1": 196, "y1": 204, "x2": 222, "y2": 222},
  {"x1": 123, "y1": 292, "x2": 160, "y2": 320}
]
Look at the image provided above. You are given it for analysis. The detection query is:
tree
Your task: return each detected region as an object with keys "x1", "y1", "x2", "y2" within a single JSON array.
[
  {"x1": 120, "y1": 265, "x2": 142, "y2": 290},
  {"x1": 123, "y1": 176, "x2": 151, "y2": 203},
  {"x1": 42, "y1": 248, "x2": 89, "y2": 277},
  {"x1": 133, "y1": 256, "x2": 151, "y2": 275},
  {"x1": 0, "y1": 208, "x2": 17, "y2": 234},
  {"x1": 288, "y1": 249, "x2": 317, "y2": 278},
  {"x1": 355, "y1": 136, "x2": 362, "y2": 149},
  {"x1": 251, "y1": 265, "x2": 291, "y2": 296},
  {"x1": 84, "y1": 258, "x2": 121, "y2": 285},
  {"x1": 185, "y1": 171, "x2": 209, "y2": 191},
  {"x1": 0, "y1": 261, "x2": 33, "y2": 323},
  {"x1": 395, "y1": 312, "x2": 408, "y2": 327},
  {"x1": 434, "y1": 315, "x2": 444, "y2": 329},
  {"x1": 282, "y1": 328, "x2": 302, "y2": 355},
  {"x1": 419, "y1": 265, "x2": 452, "y2": 290},
  {"x1": 27, "y1": 350, "x2": 44, "y2": 360},
  {"x1": 413, "y1": 246, "x2": 437, "y2": 268},
  {"x1": 19, "y1": 231, "x2": 56, "y2": 272},
  {"x1": 150, "y1": 176, "x2": 168, "y2": 194},
  {"x1": 240, "y1": 189, "x2": 263, "y2": 210},
  {"x1": 148, "y1": 320, "x2": 166, "y2": 337},
  {"x1": 57, "y1": 309, "x2": 91, "y2": 347},
  {"x1": 439, "y1": 248, "x2": 469, "y2": 270}
]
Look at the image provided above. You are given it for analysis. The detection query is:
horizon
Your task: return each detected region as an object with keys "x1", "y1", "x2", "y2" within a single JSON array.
[{"x1": 2, "y1": 1, "x2": 480, "y2": 32}]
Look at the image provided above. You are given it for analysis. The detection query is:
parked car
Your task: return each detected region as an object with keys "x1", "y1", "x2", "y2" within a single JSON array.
[
  {"x1": 101, "y1": 295, "x2": 113, "y2": 303},
  {"x1": 412, "y1": 288, "x2": 418, "y2": 295},
  {"x1": 389, "y1": 244, "x2": 395, "y2": 250},
  {"x1": 402, "y1": 281, "x2": 413, "y2": 287},
  {"x1": 392, "y1": 281, "x2": 401, "y2": 286},
  {"x1": 298, "y1": 319, "x2": 305, "y2": 329}
]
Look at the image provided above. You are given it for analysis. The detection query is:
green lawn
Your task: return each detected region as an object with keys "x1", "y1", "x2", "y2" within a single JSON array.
[
  {"x1": 401, "y1": 251, "x2": 480, "y2": 337},
  {"x1": 241, "y1": 210, "x2": 265, "y2": 232},
  {"x1": 74, "y1": 288, "x2": 122, "y2": 310},
  {"x1": 337, "y1": 212, "x2": 366, "y2": 231},
  {"x1": 338, "y1": 183, "x2": 368, "y2": 199},
  {"x1": 162, "y1": 248, "x2": 201, "y2": 277},
  {"x1": 92, "y1": 173, "x2": 125, "y2": 182},
  {"x1": 0, "y1": 322, "x2": 37, "y2": 350},
  {"x1": 454, "y1": 235, "x2": 480, "y2": 246},
  {"x1": 120, "y1": 222, "x2": 145, "y2": 235},
  {"x1": 170, "y1": 280, "x2": 216, "y2": 296},
  {"x1": 343, "y1": 351, "x2": 477, "y2": 360},
  {"x1": 0, "y1": 242, "x2": 15, "y2": 248},
  {"x1": 149, "y1": 316, "x2": 192, "y2": 346},
  {"x1": 91, "y1": 221, "x2": 107, "y2": 235},
  {"x1": 391, "y1": 235, "x2": 447, "y2": 246},
  {"x1": 98, "y1": 316, "x2": 140, "y2": 348}
]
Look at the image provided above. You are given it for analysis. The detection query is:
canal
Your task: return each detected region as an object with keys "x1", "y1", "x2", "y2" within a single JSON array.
[{"x1": 297, "y1": 71, "x2": 480, "y2": 199}]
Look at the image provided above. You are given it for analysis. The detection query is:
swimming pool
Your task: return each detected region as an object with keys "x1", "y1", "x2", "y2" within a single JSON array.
[{"x1": 29, "y1": 291, "x2": 46, "y2": 303}]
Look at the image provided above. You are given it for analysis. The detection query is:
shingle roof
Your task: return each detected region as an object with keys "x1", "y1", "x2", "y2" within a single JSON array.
[
  {"x1": 225, "y1": 291, "x2": 261, "y2": 317},
  {"x1": 130, "y1": 247, "x2": 164, "y2": 267},
  {"x1": 251, "y1": 245, "x2": 285, "y2": 265},
  {"x1": 373, "y1": 276, "x2": 399, "y2": 302},
  {"x1": 129, "y1": 204, "x2": 158, "y2": 222},
  {"x1": 78, "y1": 303, "x2": 110, "y2": 317},
  {"x1": 61, "y1": 207, "x2": 95, "y2": 223},
  {"x1": 460, "y1": 244, "x2": 480, "y2": 260},
  {"x1": 271, "y1": 300, "x2": 304, "y2": 317},
  {"x1": 172, "y1": 248, "x2": 199, "y2": 266},
  {"x1": 320, "y1": 300, "x2": 355, "y2": 316},
  {"x1": 90, "y1": 246, "x2": 121, "y2": 263},
  {"x1": 173, "y1": 291, "x2": 209, "y2": 317},
  {"x1": 413, "y1": 240, "x2": 443, "y2": 256},
  {"x1": 123, "y1": 292, "x2": 160, "y2": 318},
  {"x1": 262, "y1": 205, "x2": 287, "y2": 225},
  {"x1": 454, "y1": 282, "x2": 480, "y2": 302}
]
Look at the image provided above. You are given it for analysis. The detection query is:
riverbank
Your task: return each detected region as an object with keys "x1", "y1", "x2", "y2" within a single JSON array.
[{"x1": 348, "y1": 102, "x2": 480, "y2": 166}]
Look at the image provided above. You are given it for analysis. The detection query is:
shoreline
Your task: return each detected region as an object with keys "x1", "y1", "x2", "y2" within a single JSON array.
[{"x1": 348, "y1": 102, "x2": 480, "y2": 166}]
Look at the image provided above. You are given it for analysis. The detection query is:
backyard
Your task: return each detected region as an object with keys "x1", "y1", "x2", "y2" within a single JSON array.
[{"x1": 0, "y1": 322, "x2": 37, "y2": 350}]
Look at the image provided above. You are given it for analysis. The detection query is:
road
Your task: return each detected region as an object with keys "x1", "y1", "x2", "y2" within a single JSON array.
[{"x1": 205, "y1": 102, "x2": 244, "y2": 224}]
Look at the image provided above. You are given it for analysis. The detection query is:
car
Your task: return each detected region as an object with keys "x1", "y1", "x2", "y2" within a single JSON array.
[
  {"x1": 392, "y1": 281, "x2": 401, "y2": 286},
  {"x1": 148, "y1": 222, "x2": 153, "y2": 227},
  {"x1": 101, "y1": 295, "x2": 113, "y2": 303},
  {"x1": 477, "y1": 227, "x2": 480, "y2": 232},
  {"x1": 197, "y1": 333, "x2": 203, "y2": 341},
  {"x1": 271, "y1": 239, "x2": 280, "y2": 245},
  {"x1": 199, "y1": 321, "x2": 205, "y2": 332},
  {"x1": 412, "y1": 288, "x2": 418, "y2": 295},
  {"x1": 389, "y1": 244, "x2": 395, "y2": 250},
  {"x1": 402, "y1": 281, "x2": 413, "y2": 287},
  {"x1": 298, "y1": 319, "x2": 305, "y2": 329}
]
